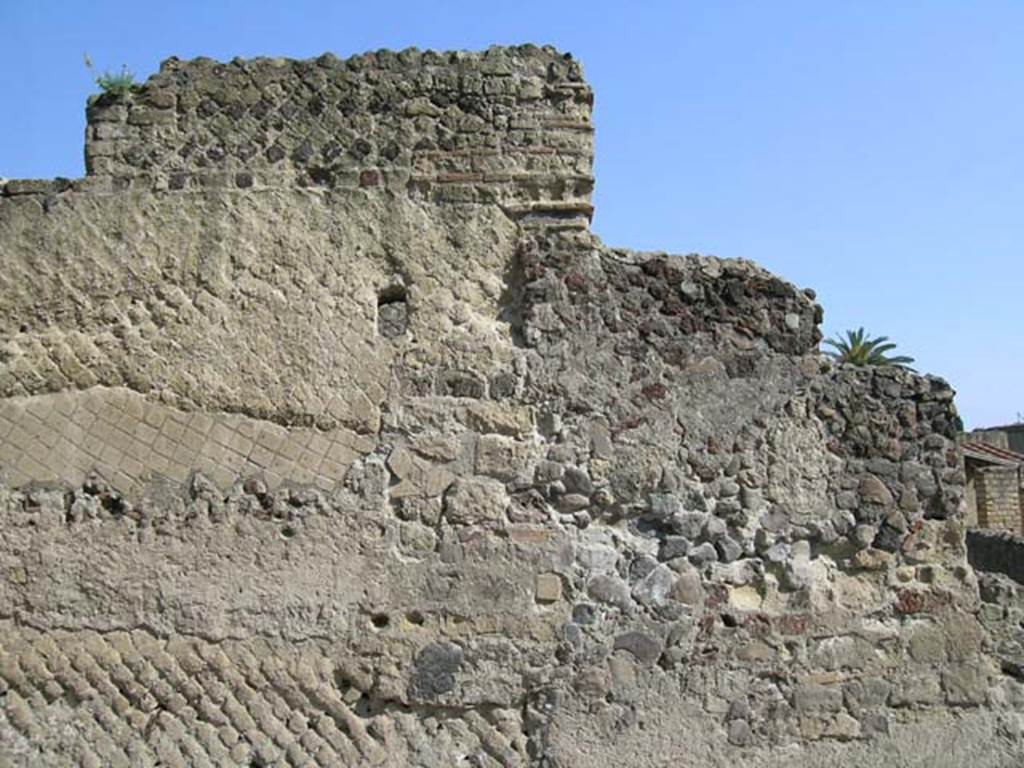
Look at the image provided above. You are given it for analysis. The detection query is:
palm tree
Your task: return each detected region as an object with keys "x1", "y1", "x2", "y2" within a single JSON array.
[{"x1": 822, "y1": 328, "x2": 915, "y2": 369}]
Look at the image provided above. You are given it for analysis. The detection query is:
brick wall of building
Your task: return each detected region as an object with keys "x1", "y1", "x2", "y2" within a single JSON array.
[{"x1": 975, "y1": 465, "x2": 1023, "y2": 534}]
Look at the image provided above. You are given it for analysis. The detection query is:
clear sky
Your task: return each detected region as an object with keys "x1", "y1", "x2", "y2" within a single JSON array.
[{"x1": 1, "y1": 1, "x2": 1021, "y2": 429}]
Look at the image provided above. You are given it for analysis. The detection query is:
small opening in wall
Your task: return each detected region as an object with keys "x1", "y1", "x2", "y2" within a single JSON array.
[
  {"x1": 280, "y1": 525, "x2": 297, "y2": 539},
  {"x1": 371, "y1": 613, "x2": 390, "y2": 629},
  {"x1": 406, "y1": 610, "x2": 425, "y2": 626},
  {"x1": 353, "y1": 692, "x2": 391, "y2": 718},
  {"x1": 307, "y1": 166, "x2": 334, "y2": 186},
  {"x1": 377, "y1": 285, "x2": 408, "y2": 338}
]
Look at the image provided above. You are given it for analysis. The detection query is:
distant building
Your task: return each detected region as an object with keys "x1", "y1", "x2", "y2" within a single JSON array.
[
  {"x1": 963, "y1": 426, "x2": 1024, "y2": 534},
  {"x1": 978, "y1": 422, "x2": 1024, "y2": 453}
]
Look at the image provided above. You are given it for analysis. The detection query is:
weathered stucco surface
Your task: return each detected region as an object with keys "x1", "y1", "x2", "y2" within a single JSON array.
[{"x1": 1, "y1": 46, "x2": 1022, "y2": 767}]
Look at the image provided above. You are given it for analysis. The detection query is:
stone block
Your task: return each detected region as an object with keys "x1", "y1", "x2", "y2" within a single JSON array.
[
  {"x1": 943, "y1": 661, "x2": 992, "y2": 705},
  {"x1": 535, "y1": 573, "x2": 562, "y2": 603},
  {"x1": 613, "y1": 631, "x2": 662, "y2": 665},
  {"x1": 587, "y1": 575, "x2": 633, "y2": 611},
  {"x1": 794, "y1": 683, "x2": 844, "y2": 714},
  {"x1": 632, "y1": 564, "x2": 676, "y2": 607},
  {"x1": 475, "y1": 435, "x2": 532, "y2": 481},
  {"x1": 128, "y1": 108, "x2": 176, "y2": 126},
  {"x1": 892, "y1": 674, "x2": 942, "y2": 707},
  {"x1": 442, "y1": 477, "x2": 508, "y2": 526},
  {"x1": 908, "y1": 623, "x2": 947, "y2": 663}
]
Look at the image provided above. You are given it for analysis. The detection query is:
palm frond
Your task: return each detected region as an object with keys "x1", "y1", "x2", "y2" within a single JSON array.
[{"x1": 822, "y1": 328, "x2": 915, "y2": 370}]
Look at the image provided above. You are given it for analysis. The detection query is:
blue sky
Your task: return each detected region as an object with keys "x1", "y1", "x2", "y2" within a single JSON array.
[{"x1": 1, "y1": 1, "x2": 1021, "y2": 428}]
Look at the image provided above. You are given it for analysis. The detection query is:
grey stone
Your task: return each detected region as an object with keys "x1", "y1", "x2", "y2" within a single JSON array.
[
  {"x1": 378, "y1": 299, "x2": 408, "y2": 338},
  {"x1": 409, "y1": 642, "x2": 463, "y2": 700},
  {"x1": 659, "y1": 536, "x2": 691, "y2": 561},
  {"x1": 836, "y1": 490, "x2": 859, "y2": 509},
  {"x1": 703, "y1": 517, "x2": 728, "y2": 540},
  {"x1": 809, "y1": 520, "x2": 838, "y2": 544},
  {"x1": 689, "y1": 542, "x2": 719, "y2": 566},
  {"x1": 727, "y1": 719, "x2": 752, "y2": 746},
  {"x1": 716, "y1": 536, "x2": 743, "y2": 563},
  {"x1": 673, "y1": 511, "x2": 706, "y2": 539},
  {"x1": 715, "y1": 498, "x2": 746, "y2": 525},
  {"x1": 760, "y1": 506, "x2": 790, "y2": 532},
  {"x1": 908, "y1": 623, "x2": 947, "y2": 663},
  {"x1": 535, "y1": 460, "x2": 565, "y2": 483},
  {"x1": 572, "y1": 603, "x2": 598, "y2": 625},
  {"x1": 943, "y1": 662, "x2": 991, "y2": 705},
  {"x1": 860, "y1": 712, "x2": 891, "y2": 737},
  {"x1": 740, "y1": 485, "x2": 763, "y2": 510},
  {"x1": 853, "y1": 524, "x2": 878, "y2": 549},
  {"x1": 564, "y1": 467, "x2": 594, "y2": 495},
  {"x1": 632, "y1": 564, "x2": 677, "y2": 607},
  {"x1": 844, "y1": 678, "x2": 892, "y2": 713},
  {"x1": 648, "y1": 493, "x2": 681, "y2": 520},
  {"x1": 860, "y1": 474, "x2": 894, "y2": 506},
  {"x1": 873, "y1": 523, "x2": 904, "y2": 553},
  {"x1": 794, "y1": 683, "x2": 844, "y2": 714},
  {"x1": 893, "y1": 674, "x2": 943, "y2": 706},
  {"x1": 559, "y1": 493, "x2": 591, "y2": 512},
  {"x1": 587, "y1": 575, "x2": 633, "y2": 611},
  {"x1": 669, "y1": 563, "x2": 705, "y2": 606},
  {"x1": 613, "y1": 631, "x2": 662, "y2": 665},
  {"x1": 831, "y1": 509, "x2": 856, "y2": 536},
  {"x1": 727, "y1": 698, "x2": 750, "y2": 720},
  {"x1": 763, "y1": 542, "x2": 790, "y2": 564},
  {"x1": 627, "y1": 556, "x2": 658, "y2": 586},
  {"x1": 718, "y1": 479, "x2": 740, "y2": 498}
]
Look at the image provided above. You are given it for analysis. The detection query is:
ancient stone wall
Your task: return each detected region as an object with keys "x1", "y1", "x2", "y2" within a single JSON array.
[
  {"x1": 968, "y1": 531, "x2": 1024, "y2": 717},
  {"x1": 1, "y1": 46, "x2": 1022, "y2": 767}
]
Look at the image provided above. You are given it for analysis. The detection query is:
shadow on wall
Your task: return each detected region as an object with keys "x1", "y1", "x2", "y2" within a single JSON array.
[{"x1": 967, "y1": 528, "x2": 1024, "y2": 586}]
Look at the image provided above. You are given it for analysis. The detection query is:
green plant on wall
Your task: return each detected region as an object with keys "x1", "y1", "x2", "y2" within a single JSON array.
[
  {"x1": 84, "y1": 54, "x2": 135, "y2": 97},
  {"x1": 822, "y1": 327, "x2": 916, "y2": 369}
]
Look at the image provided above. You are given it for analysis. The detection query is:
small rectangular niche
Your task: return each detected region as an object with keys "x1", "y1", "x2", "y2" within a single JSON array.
[{"x1": 378, "y1": 285, "x2": 408, "y2": 338}]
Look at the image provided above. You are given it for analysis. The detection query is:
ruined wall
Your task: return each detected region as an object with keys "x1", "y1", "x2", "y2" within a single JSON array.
[
  {"x1": 1, "y1": 46, "x2": 1022, "y2": 768},
  {"x1": 81, "y1": 47, "x2": 593, "y2": 220}
]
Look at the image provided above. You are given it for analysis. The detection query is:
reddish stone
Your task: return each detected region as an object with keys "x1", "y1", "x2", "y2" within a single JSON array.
[
  {"x1": 564, "y1": 271, "x2": 587, "y2": 291},
  {"x1": 642, "y1": 382, "x2": 667, "y2": 401},
  {"x1": 894, "y1": 588, "x2": 950, "y2": 615},
  {"x1": 775, "y1": 613, "x2": 811, "y2": 636}
]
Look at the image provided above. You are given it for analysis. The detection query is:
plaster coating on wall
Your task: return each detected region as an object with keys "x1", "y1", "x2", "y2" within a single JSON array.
[{"x1": 1, "y1": 46, "x2": 1022, "y2": 767}]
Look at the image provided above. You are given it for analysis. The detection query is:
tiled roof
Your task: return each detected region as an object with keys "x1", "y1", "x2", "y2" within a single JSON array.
[{"x1": 963, "y1": 440, "x2": 1024, "y2": 466}]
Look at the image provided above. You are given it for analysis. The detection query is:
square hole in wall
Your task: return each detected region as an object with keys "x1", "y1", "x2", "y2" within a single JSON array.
[{"x1": 378, "y1": 285, "x2": 408, "y2": 338}]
